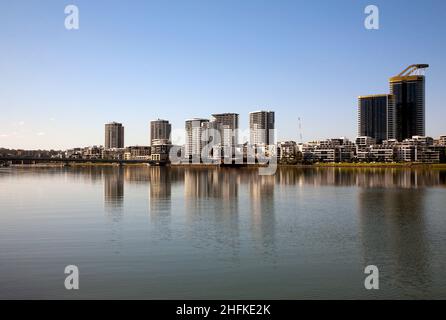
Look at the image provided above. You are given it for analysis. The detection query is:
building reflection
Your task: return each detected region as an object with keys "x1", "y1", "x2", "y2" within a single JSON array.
[
  {"x1": 185, "y1": 168, "x2": 237, "y2": 198},
  {"x1": 249, "y1": 171, "x2": 276, "y2": 260},
  {"x1": 184, "y1": 168, "x2": 241, "y2": 260},
  {"x1": 94, "y1": 165, "x2": 445, "y2": 269},
  {"x1": 103, "y1": 166, "x2": 124, "y2": 216},
  {"x1": 149, "y1": 167, "x2": 172, "y2": 219},
  {"x1": 354, "y1": 168, "x2": 443, "y2": 188},
  {"x1": 102, "y1": 166, "x2": 125, "y2": 254},
  {"x1": 357, "y1": 185, "x2": 431, "y2": 297},
  {"x1": 273, "y1": 167, "x2": 446, "y2": 189}
]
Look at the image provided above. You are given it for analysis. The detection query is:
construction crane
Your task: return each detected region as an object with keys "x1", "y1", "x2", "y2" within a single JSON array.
[
  {"x1": 396, "y1": 64, "x2": 429, "y2": 77},
  {"x1": 298, "y1": 117, "x2": 303, "y2": 144}
]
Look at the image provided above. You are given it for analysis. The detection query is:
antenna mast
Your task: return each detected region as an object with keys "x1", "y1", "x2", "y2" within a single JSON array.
[{"x1": 298, "y1": 117, "x2": 303, "y2": 144}]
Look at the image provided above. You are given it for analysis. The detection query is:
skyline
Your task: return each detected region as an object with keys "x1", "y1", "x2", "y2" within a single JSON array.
[{"x1": 1, "y1": 0, "x2": 446, "y2": 149}]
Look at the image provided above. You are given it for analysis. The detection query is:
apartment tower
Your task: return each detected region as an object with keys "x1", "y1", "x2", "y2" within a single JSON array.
[
  {"x1": 105, "y1": 122, "x2": 124, "y2": 149},
  {"x1": 249, "y1": 111, "x2": 275, "y2": 145},
  {"x1": 389, "y1": 64, "x2": 428, "y2": 141},
  {"x1": 185, "y1": 118, "x2": 210, "y2": 159},
  {"x1": 150, "y1": 119, "x2": 171, "y2": 145},
  {"x1": 210, "y1": 113, "x2": 239, "y2": 149}
]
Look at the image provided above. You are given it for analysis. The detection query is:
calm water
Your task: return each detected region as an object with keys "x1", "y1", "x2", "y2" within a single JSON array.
[{"x1": 0, "y1": 166, "x2": 446, "y2": 299}]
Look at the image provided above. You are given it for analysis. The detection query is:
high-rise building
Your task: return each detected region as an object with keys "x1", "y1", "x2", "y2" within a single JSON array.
[
  {"x1": 185, "y1": 118, "x2": 209, "y2": 159},
  {"x1": 105, "y1": 122, "x2": 124, "y2": 149},
  {"x1": 210, "y1": 113, "x2": 239, "y2": 148},
  {"x1": 150, "y1": 119, "x2": 171, "y2": 145},
  {"x1": 358, "y1": 94, "x2": 392, "y2": 143},
  {"x1": 249, "y1": 111, "x2": 275, "y2": 145},
  {"x1": 389, "y1": 64, "x2": 428, "y2": 141}
]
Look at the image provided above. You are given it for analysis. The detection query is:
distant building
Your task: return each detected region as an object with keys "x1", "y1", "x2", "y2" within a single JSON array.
[
  {"x1": 151, "y1": 144, "x2": 172, "y2": 162},
  {"x1": 395, "y1": 136, "x2": 438, "y2": 163},
  {"x1": 150, "y1": 137, "x2": 172, "y2": 162},
  {"x1": 123, "y1": 146, "x2": 151, "y2": 160},
  {"x1": 356, "y1": 136, "x2": 376, "y2": 148},
  {"x1": 249, "y1": 110, "x2": 275, "y2": 145},
  {"x1": 210, "y1": 113, "x2": 239, "y2": 149},
  {"x1": 105, "y1": 122, "x2": 124, "y2": 149},
  {"x1": 65, "y1": 148, "x2": 82, "y2": 159},
  {"x1": 389, "y1": 64, "x2": 428, "y2": 141},
  {"x1": 417, "y1": 148, "x2": 441, "y2": 164},
  {"x1": 358, "y1": 65, "x2": 429, "y2": 143},
  {"x1": 151, "y1": 138, "x2": 170, "y2": 145},
  {"x1": 302, "y1": 138, "x2": 354, "y2": 163},
  {"x1": 150, "y1": 119, "x2": 171, "y2": 145},
  {"x1": 428, "y1": 146, "x2": 446, "y2": 163},
  {"x1": 82, "y1": 146, "x2": 103, "y2": 159},
  {"x1": 312, "y1": 148, "x2": 336, "y2": 162},
  {"x1": 185, "y1": 118, "x2": 210, "y2": 160},
  {"x1": 411, "y1": 135, "x2": 434, "y2": 146},
  {"x1": 277, "y1": 141, "x2": 298, "y2": 160},
  {"x1": 395, "y1": 144, "x2": 416, "y2": 162},
  {"x1": 369, "y1": 146, "x2": 394, "y2": 162},
  {"x1": 358, "y1": 94, "x2": 392, "y2": 143},
  {"x1": 102, "y1": 148, "x2": 125, "y2": 160},
  {"x1": 440, "y1": 135, "x2": 446, "y2": 146}
]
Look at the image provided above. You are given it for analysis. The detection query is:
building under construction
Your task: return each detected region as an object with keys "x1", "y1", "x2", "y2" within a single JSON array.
[
  {"x1": 389, "y1": 64, "x2": 428, "y2": 141},
  {"x1": 358, "y1": 64, "x2": 429, "y2": 142}
]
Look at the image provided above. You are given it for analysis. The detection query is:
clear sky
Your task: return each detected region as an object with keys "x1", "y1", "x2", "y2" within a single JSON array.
[{"x1": 1, "y1": 0, "x2": 445, "y2": 150}]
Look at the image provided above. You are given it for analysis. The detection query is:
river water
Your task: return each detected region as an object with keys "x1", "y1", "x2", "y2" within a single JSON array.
[{"x1": 0, "y1": 166, "x2": 445, "y2": 299}]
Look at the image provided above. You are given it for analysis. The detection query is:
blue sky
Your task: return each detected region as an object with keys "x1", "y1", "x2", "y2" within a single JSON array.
[{"x1": 1, "y1": 0, "x2": 445, "y2": 149}]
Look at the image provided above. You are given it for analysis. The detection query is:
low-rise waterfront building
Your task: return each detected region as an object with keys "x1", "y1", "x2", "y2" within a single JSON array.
[
  {"x1": 395, "y1": 143, "x2": 416, "y2": 162},
  {"x1": 313, "y1": 148, "x2": 336, "y2": 162},
  {"x1": 151, "y1": 143, "x2": 172, "y2": 162},
  {"x1": 124, "y1": 146, "x2": 151, "y2": 160},
  {"x1": 356, "y1": 136, "x2": 376, "y2": 149},
  {"x1": 369, "y1": 145, "x2": 394, "y2": 162},
  {"x1": 65, "y1": 148, "x2": 83, "y2": 159},
  {"x1": 102, "y1": 148, "x2": 125, "y2": 160},
  {"x1": 440, "y1": 135, "x2": 446, "y2": 146},
  {"x1": 82, "y1": 146, "x2": 103, "y2": 159},
  {"x1": 277, "y1": 141, "x2": 298, "y2": 160}
]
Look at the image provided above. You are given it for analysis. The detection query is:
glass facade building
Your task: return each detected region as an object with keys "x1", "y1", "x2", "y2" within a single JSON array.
[
  {"x1": 389, "y1": 75, "x2": 426, "y2": 141},
  {"x1": 358, "y1": 94, "x2": 392, "y2": 143}
]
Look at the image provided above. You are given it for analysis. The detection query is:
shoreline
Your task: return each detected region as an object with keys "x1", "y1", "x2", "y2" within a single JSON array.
[{"x1": 4, "y1": 162, "x2": 446, "y2": 169}]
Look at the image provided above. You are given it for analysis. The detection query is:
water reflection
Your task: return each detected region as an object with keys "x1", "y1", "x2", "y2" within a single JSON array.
[
  {"x1": 274, "y1": 167, "x2": 446, "y2": 188},
  {"x1": 249, "y1": 173, "x2": 276, "y2": 260},
  {"x1": 148, "y1": 167, "x2": 173, "y2": 241},
  {"x1": 148, "y1": 167, "x2": 172, "y2": 215},
  {"x1": 3, "y1": 166, "x2": 445, "y2": 187},
  {"x1": 184, "y1": 169, "x2": 241, "y2": 259},
  {"x1": 93, "y1": 166, "x2": 445, "y2": 296},
  {"x1": 358, "y1": 188, "x2": 432, "y2": 298},
  {"x1": 103, "y1": 167, "x2": 124, "y2": 211},
  {"x1": 1, "y1": 166, "x2": 446, "y2": 299}
]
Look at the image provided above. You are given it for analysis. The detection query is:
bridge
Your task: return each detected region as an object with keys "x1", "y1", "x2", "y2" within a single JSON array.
[{"x1": 0, "y1": 157, "x2": 166, "y2": 166}]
